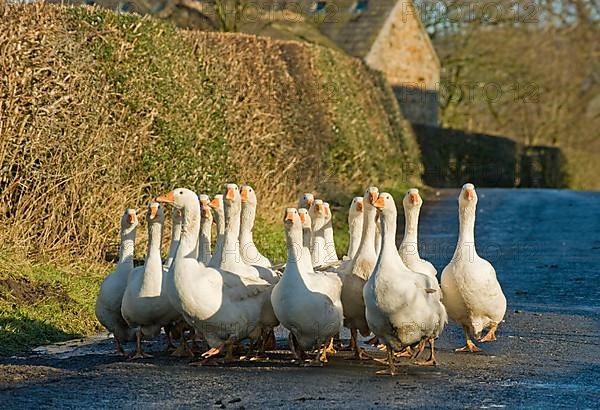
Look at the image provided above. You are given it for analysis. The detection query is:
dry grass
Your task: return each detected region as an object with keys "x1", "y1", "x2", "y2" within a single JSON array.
[{"x1": 0, "y1": 2, "x2": 421, "y2": 263}]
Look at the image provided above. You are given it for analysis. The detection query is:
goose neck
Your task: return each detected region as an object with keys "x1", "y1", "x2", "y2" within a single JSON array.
[
  {"x1": 400, "y1": 207, "x2": 420, "y2": 259},
  {"x1": 302, "y1": 227, "x2": 311, "y2": 254},
  {"x1": 216, "y1": 212, "x2": 225, "y2": 236},
  {"x1": 240, "y1": 203, "x2": 256, "y2": 237},
  {"x1": 199, "y1": 220, "x2": 212, "y2": 259},
  {"x1": 373, "y1": 209, "x2": 407, "y2": 278},
  {"x1": 166, "y1": 218, "x2": 181, "y2": 267},
  {"x1": 454, "y1": 205, "x2": 477, "y2": 260},
  {"x1": 145, "y1": 221, "x2": 164, "y2": 274},
  {"x1": 176, "y1": 204, "x2": 201, "y2": 260},
  {"x1": 285, "y1": 227, "x2": 305, "y2": 274},
  {"x1": 347, "y1": 216, "x2": 363, "y2": 257},
  {"x1": 380, "y1": 212, "x2": 397, "y2": 255},
  {"x1": 324, "y1": 220, "x2": 335, "y2": 244},
  {"x1": 119, "y1": 228, "x2": 136, "y2": 269},
  {"x1": 403, "y1": 206, "x2": 420, "y2": 243},
  {"x1": 224, "y1": 205, "x2": 241, "y2": 251},
  {"x1": 209, "y1": 212, "x2": 225, "y2": 267},
  {"x1": 312, "y1": 232, "x2": 326, "y2": 248},
  {"x1": 355, "y1": 207, "x2": 377, "y2": 258}
]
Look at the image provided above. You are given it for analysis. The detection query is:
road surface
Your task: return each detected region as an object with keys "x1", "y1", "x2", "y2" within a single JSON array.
[{"x1": 1, "y1": 189, "x2": 599, "y2": 409}]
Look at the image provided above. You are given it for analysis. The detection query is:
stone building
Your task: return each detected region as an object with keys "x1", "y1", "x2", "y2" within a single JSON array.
[
  {"x1": 54, "y1": 0, "x2": 440, "y2": 125},
  {"x1": 273, "y1": 1, "x2": 440, "y2": 125}
]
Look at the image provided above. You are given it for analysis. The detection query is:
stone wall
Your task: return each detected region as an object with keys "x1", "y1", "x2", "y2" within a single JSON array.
[{"x1": 414, "y1": 125, "x2": 569, "y2": 188}]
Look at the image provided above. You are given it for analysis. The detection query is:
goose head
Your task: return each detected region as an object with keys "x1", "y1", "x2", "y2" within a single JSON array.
[
  {"x1": 147, "y1": 202, "x2": 165, "y2": 224},
  {"x1": 403, "y1": 188, "x2": 423, "y2": 210},
  {"x1": 372, "y1": 192, "x2": 398, "y2": 218},
  {"x1": 209, "y1": 194, "x2": 224, "y2": 225},
  {"x1": 298, "y1": 208, "x2": 312, "y2": 231},
  {"x1": 363, "y1": 186, "x2": 380, "y2": 221},
  {"x1": 310, "y1": 199, "x2": 327, "y2": 231},
  {"x1": 199, "y1": 194, "x2": 212, "y2": 220},
  {"x1": 223, "y1": 183, "x2": 241, "y2": 213},
  {"x1": 155, "y1": 188, "x2": 199, "y2": 210},
  {"x1": 459, "y1": 183, "x2": 478, "y2": 209},
  {"x1": 283, "y1": 207, "x2": 303, "y2": 248},
  {"x1": 283, "y1": 207, "x2": 302, "y2": 230},
  {"x1": 365, "y1": 186, "x2": 380, "y2": 207},
  {"x1": 240, "y1": 185, "x2": 257, "y2": 206},
  {"x1": 298, "y1": 193, "x2": 314, "y2": 210},
  {"x1": 349, "y1": 197, "x2": 364, "y2": 218},
  {"x1": 121, "y1": 208, "x2": 139, "y2": 232}
]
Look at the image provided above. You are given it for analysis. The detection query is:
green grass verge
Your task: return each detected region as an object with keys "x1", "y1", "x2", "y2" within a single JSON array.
[{"x1": 0, "y1": 248, "x2": 105, "y2": 356}]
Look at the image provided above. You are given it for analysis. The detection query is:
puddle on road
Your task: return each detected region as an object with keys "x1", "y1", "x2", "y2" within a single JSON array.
[{"x1": 27, "y1": 333, "x2": 123, "y2": 359}]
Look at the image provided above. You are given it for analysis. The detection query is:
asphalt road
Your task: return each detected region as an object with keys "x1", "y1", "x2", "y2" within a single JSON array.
[{"x1": 1, "y1": 189, "x2": 599, "y2": 409}]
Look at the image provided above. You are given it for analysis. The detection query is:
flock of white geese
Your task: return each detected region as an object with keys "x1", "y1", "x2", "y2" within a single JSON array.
[{"x1": 95, "y1": 183, "x2": 507, "y2": 375}]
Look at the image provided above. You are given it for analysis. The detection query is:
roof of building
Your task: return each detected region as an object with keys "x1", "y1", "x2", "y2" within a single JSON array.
[{"x1": 268, "y1": 0, "x2": 398, "y2": 58}]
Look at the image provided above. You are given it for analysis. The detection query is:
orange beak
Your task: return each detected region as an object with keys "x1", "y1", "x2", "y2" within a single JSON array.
[
  {"x1": 316, "y1": 203, "x2": 323, "y2": 213},
  {"x1": 464, "y1": 189, "x2": 475, "y2": 201},
  {"x1": 356, "y1": 201, "x2": 363, "y2": 212},
  {"x1": 225, "y1": 187, "x2": 235, "y2": 200},
  {"x1": 209, "y1": 198, "x2": 220, "y2": 208},
  {"x1": 409, "y1": 193, "x2": 419, "y2": 204},
  {"x1": 155, "y1": 191, "x2": 174, "y2": 204},
  {"x1": 127, "y1": 213, "x2": 136, "y2": 224},
  {"x1": 306, "y1": 198, "x2": 314, "y2": 207},
  {"x1": 149, "y1": 206, "x2": 158, "y2": 219},
  {"x1": 240, "y1": 189, "x2": 248, "y2": 203},
  {"x1": 299, "y1": 212, "x2": 305, "y2": 224},
  {"x1": 369, "y1": 191, "x2": 378, "y2": 204},
  {"x1": 373, "y1": 196, "x2": 385, "y2": 209},
  {"x1": 202, "y1": 207, "x2": 211, "y2": 218},
  {"x1": 285, "y1": 211, "x2": 294, "y2": 222}
]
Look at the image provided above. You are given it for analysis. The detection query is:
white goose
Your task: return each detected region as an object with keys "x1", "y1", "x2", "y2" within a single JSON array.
[
  {"x1": 346, "y1": 197, "x2": 364, "y2": 260},
  {"x1": 309, "y1": 200, "x2": 330, "y2": 267},
  {"x1": 441, "y1": 183, "x2": 506, "y2": 352},
  {"x1": 339, "y1": 187, "x2": 379, "y2": 359},
  {"x1": 399, "y1": 189, "x2": 437, "y2": 279},
  {"x1": 95, "y1": 208, "x2": 138, "y2": 355},
  {"x1": 197, "y1": 194, "x2": 212, "y2": 265},
  {"x1": 239, "y1": 185, "x2": 272, "y2": 268},
  {"x1": 208, "y1": 194, "x2": 225, "y2": 268},
  {"x1": 121, "y1": 203, "x2": 179, "y2": 359},
  {"x1": 271, "y1": 208, "x2": 343, "y2": 365},
  {"x1": 364, "y1": 192, "x2": 447, "y2": 375},
  {"x1": 156, "y1": 188, "x2": 277, "y2": 361}
]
